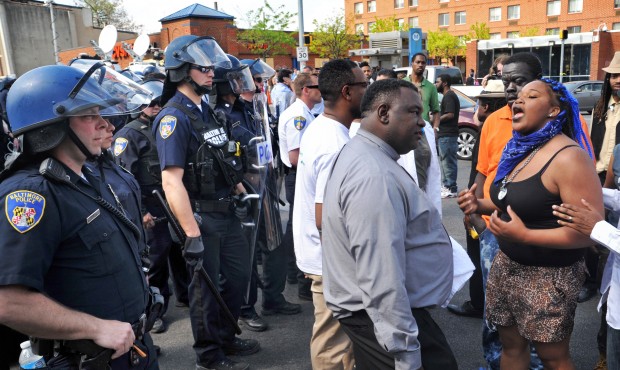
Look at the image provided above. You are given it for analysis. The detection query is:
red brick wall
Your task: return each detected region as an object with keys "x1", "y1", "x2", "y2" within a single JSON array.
[{"x1": 591, "y1": 31, "x2": 620, "y2": 80}]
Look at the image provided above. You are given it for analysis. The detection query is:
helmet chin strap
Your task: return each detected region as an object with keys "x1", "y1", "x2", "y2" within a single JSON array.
[
  {"x1": 66, "y1": 127, "x2": 99, "y2": 161},
  {"x1": 184, "y1": 75, "x2": 211, "y2": 96}
]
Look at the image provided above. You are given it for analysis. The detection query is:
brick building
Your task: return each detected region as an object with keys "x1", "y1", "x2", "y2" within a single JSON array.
[
  {"x1": 344, "y1": 0, "x2": 620, "y2": 80},
  {"x1": 58, "y1": 3, "x2": 326, "y2": 72}
]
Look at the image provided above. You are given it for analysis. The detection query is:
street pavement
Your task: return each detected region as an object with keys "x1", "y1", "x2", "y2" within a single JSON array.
[{"x1": 155, "y1": 156, "x2": 602, "y2": 370}]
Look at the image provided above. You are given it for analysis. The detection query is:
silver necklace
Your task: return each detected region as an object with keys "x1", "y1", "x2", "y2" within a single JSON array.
[{"x1": 498, "y1": 146, "x2": 542, "y2": 200}]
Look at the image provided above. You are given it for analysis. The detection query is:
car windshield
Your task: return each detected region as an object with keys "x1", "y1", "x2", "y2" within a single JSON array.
[{"x1": 438, "y1": 91, "x2": 475, "y2": 109}]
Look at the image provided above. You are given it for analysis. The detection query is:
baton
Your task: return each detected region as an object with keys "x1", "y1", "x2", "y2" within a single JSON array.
[{"x1": 152, "y1": 190, "x2": 242, "y2": 334}]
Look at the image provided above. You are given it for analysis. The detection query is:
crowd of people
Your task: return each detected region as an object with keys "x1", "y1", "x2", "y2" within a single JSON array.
[{"x1": 0, "y1": 31, "x2": 618, "y2": 370}]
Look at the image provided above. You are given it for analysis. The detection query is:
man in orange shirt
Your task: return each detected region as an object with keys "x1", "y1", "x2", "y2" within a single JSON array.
[{"x1": 462, "y1": 52, "x2": 593, "y2": 370}]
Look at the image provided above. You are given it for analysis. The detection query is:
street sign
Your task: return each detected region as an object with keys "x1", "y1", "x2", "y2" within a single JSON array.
[{"x1": 296, "y1": 46, "x2": 309, "y2": 62}]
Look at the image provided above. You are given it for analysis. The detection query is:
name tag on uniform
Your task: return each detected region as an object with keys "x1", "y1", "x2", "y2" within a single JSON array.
[{"x1": 87, "y1": 209, "x2": 101, "y2": 224}]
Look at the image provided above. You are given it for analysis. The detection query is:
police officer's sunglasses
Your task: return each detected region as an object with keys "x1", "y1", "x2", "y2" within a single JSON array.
[{"x1": 190, "y1": 64, "x2": 215, "y2": 73}]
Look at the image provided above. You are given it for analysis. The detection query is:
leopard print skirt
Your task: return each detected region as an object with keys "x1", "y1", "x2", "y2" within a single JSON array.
[{"x1": 485, "y1": 250, "x2": 586, "y2": 343}]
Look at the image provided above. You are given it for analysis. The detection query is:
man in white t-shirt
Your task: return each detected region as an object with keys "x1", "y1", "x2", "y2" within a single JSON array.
[
  {"x1": 277, "y1": 72, "x2": 322, "y2": 301},
  {"x1": 293, "y1": 59, "x2": 367, "y2": 369}
]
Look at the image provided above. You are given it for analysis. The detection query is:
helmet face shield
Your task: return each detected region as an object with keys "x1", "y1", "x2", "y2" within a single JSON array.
[
  {"x1": 247, "y1": 59, "x2": 276, "y2": 78},
  {"x1": 183, "y1": 37, "x2": 232, "y2": 69},
  {"x1": 227, "y1": 66, "x2": 255, "y2": 94},
  {"x1": 67, "y1": 61, "x2": 153, "y2": 117}
]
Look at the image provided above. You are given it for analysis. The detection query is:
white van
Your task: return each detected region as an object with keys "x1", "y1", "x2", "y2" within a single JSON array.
[{"x1": 394, "y1": 65, "x2": 464, "y2": 86}]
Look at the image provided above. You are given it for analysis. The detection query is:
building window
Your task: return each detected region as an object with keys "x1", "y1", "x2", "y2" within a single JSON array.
[
  {"x1": 507, "y1": 5, "x2": 520, "y2": 19},
  {"x1": 368, "y1": 0, "x2": 376, "y2": 12},
  {"x1": 568, "y1": 0, "x2": 582, "y2": 13},
  {"x1": 368, "y1": 21, "x2": 376, "y2": 31},
  {"x1": 355, "y1": 23, "x2": 364, "y2": 34},
  {"x1": 567, "y1": 26, "x2": 581, "y2": 33},
  {"x1": 490, "y1": 33, "x2": 501, "y2": 39},
  {"x1": 438, "y1": 13, "x2": 449, "y2": 26},
  {"x1": 546, "y1": 27, "x2": 560, "y2": 35},
  {"x1": 397, "y1": 18, "x2": 405, "y2": 28},
  {"x1": 455, "y1": 11, "x2": 466, "y2": 25},
  {"x1": 409, "y1": 0, "x2": 418, "y2": 6},
  {"x1": 354, "y1": 2, "x2": 363, "y2": 14},
  {"x1": 395, "y1": 0, "x2": 404, "y2": 8},
  {"x1": 458, "y1": 35, "x2": 467, "y2": 46},
  {"x1": 547, "y1": 0, "x2": 561, "y2": 16},
  {"x1": 409, "y1": 16, "x2": 419, "y2": 27},
  {"x1": 439, "y1": 0, "x2": 449, "y2": 2},
  {"x1": 507, "y1": 31, "x2": 519, "y2": 38},
  {"x1": 616, "y1": 0, "x2": 620, "y2": 8},
  {"x1": 489, "y1": 7, "x2": 501, "y2": 22},
  {"x1": 614, "y1": 22, "x2": 620, "y2": 30}
]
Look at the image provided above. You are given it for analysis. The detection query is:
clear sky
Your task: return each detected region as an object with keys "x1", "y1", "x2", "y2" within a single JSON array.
[{"x1": 56, "y1": 0, "x2": 345, "y2": 34}]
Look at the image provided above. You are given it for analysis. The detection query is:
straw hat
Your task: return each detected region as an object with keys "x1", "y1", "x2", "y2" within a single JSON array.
[
  {"x1": 602, "y1": 51, "x2": 620, "y2": 74},
  {"x1": 474, "y1": 80, "x2": 505, "y2": 99}
]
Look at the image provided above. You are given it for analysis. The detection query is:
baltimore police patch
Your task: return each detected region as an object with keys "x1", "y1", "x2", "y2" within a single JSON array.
[
  {"x1": 159, "y1": 115, "x2": 177, "y2": 139},
  {"x1": 5, "y1": 190, "x2": 46, "y2": 233},
  {"x1": 294, "y1": 116, "x2": 306, "y2": 131},
  {"x1": 113, "y1": 138, "x2": 129, "y2": 156}
]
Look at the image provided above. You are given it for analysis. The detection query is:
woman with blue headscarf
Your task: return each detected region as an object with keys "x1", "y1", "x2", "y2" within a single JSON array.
[{"x1": 461, "y1": 78, "x2": 602, "y2": 369}]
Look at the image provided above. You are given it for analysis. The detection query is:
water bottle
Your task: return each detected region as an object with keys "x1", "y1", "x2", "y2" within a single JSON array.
[{"x1": 18, "y1": 340, "x2": 46, "y2": 369}]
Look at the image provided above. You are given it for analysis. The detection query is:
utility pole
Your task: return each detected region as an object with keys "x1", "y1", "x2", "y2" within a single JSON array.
[
  {"x1": 297, "y1": 0, "x2": 305, "y2": 70},
  {"x1": 46, "y1": 0, "x2": 60, "y2": 64},
  {"x1": 559, "y1": 30, "x2": 568, "y2": 83}
]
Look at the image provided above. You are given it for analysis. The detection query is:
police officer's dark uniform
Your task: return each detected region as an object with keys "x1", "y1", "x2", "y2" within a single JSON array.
[
  {"x1": 113, "y1": 82, "x2": 190, "y2": 325},
  {"x1": 0, "y1": 65, "x2": 158, "y2": 369},
  {"x1": 153, "y1": 35, "x2": 258, "y2": 370}
]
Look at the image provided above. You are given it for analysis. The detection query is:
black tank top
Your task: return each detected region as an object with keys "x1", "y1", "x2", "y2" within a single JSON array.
[{"x1": 490, "y1": 145, "x2": 586, "y2": 267}]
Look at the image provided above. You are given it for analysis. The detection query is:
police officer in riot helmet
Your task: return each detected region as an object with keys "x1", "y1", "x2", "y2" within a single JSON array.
[
  {"x1": 0, "y1": 64, "x2": 158, "y2": 369},
  {"x1": 113, "y1": 79, "x2": 190, "y2": 333},
  {"x1": 153, "y1": 35, "x2": 259, "y2": 370}
]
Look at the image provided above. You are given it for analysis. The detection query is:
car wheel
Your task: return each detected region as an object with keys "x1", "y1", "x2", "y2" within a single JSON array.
[{"x1": 457, "y1": 127, "x2": 477, "y2": 161}]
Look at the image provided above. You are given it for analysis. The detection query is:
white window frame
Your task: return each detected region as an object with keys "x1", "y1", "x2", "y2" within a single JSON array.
[
  {"x1": 547, "y1": 0, "x2": 561, "y2": 16},
  {"x1": 409, "y1": 0, "x2": 418, "y2": 6},
  {"x1": 613, "y1": 22, "x2": 620, "y2": 30},
  {"x1": 489, "y1": 7, "x2": 501, "y2": 22},
  {"x1": 368, "y1": 21, "x2": 376, "y2": 31},
  {"x1": 507, "y1": 31, "x2": 519, "y2": 38},
  {"x1": 438, "y1": 13, "x2": 449, "y2": 26},
  {"x1": 546, "y1": 28, "x2": 560, "y2": 35},
  {"x1": 567, "y1": 25, "x2": 581, "y2": 33},
  {"x1": 568, "y1": 0, "x2": 582, "y2": 13},
  {"x1": 409, "y1": 16, "x2": 419, "y2": 27},
  {"x1": 368, "y1": 0, "x2": 376, "y2": 13},
  {"x1": 455, "y1": 11, "x2": 466, "y2": 25},
  {"x1": 354, "y1": 2, "x2": 364, "y2": 14},
  {"x1": 490, "y1": 33, "x2": 501, "y2": 39},
  {"x1": 507, "y1": 5, "x2": 520, "y2": 20},
  {"x1": 395, "y1": 0, "x2": 404, "y2": 9},
  {"x1": 355, "y1": 23, "x2": 364, "y2": 34}
]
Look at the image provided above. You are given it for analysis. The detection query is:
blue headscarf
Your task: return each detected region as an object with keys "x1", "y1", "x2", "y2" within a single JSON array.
[{"x1": 494, "y1": 78, "x2": 593, "y2": 185}]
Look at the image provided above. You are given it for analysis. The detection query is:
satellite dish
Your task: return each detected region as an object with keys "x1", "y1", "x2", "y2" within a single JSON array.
[
  {"x1": 133, "y1": 34, "x2": 150, "y2": 57},
  {"x1": 98, "y1": 25, "x2": 118, "y2": 54}
]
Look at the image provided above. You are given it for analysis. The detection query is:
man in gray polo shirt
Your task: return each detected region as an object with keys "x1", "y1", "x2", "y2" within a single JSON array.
[{"x1": 322, "y1": 79, "x2": 456, "y2": 370}]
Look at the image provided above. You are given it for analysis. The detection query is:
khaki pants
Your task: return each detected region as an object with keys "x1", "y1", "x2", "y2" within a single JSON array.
[{"x1": 307, "y1": 274, "x2": 355, "y2": 370}]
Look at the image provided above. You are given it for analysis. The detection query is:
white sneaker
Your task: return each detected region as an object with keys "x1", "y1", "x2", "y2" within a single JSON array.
[{"x1": 441, "y1": 188, "x2": 457, "y2": 199}]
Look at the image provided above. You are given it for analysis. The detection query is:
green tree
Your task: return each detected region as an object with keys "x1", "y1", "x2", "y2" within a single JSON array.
[
  {"x1": 522, "y1": 26, "x2": 540, "y2": 37},
  {"x1": 237, "y1": 1, "x2": 296, "y2": 58},
  {"x1": 309, "y1": 14, "x2": 359, "y2": 59},
  {"x1": 427, "y1": 30, "x2": 464, "y2": 63},
  {"x1": 468, "y1": 22, "x2": 490, "y2": 40},
  {"x1": 78, "y1": 0, "x2": 137, "y2": 31},
  {"x1": 369, "y1": 16, "x2": 407, "y2": 33}
]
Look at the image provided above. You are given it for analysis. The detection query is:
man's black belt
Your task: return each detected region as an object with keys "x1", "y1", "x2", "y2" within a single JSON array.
[{"x1": 191, "y1": 199, "x2": 232, "y2": 213}]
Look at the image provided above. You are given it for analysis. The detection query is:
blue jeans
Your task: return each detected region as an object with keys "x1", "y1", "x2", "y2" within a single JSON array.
[
  {"x1": 479, "y1": 230, "x2": 542, "y2": 370},
  {"x1": 437, "y1": 136, "x2": 458, "y2": 191},
  {"x1": 609, "y1": 324, "x2": 620, "y2": 370}
]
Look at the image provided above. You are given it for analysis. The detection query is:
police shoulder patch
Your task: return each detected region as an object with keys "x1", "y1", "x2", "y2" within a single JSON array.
[
  {"x1": 159, "y1": 115, "x2": 178, "y2": 139},
  {"x1": 5, "y1": 190, "x2": 46, "y2": 233},
  {"x1": 293, "y1": 116, "x2": 306, "y2": 131},
  {"x1": 113, "y1": 137, "x2": 129, "y2": 156}
]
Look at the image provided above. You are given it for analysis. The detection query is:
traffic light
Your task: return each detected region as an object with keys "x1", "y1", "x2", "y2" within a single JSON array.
[
  {"x1": 304, "y1": 34, "x2": 312, "y2": 45},
  {"x1": 560, "y1": 29, "x2": 568, "y2": 40}
]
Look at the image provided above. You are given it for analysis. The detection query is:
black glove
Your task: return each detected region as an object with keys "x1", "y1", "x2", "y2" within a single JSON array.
[
  {"x1": 233, "y1": 194, "x2": 249, "y2": 220},
  {"x1": 183, "y1": 236, "x2": 204, "y2": 261}
]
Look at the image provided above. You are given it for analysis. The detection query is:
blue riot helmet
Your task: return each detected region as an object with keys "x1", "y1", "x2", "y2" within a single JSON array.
[
  {"x1": 240, "y1": 58, "x2": 276, "y2": 79},
  {"x1": 214, "y1": 54, "x2": 242, "y2": 84},
  {"x1": 162, "y1": 35, "x2": 231, "y2": 105},
  {"x1": 120, "y1": 68, "x2": 143, "y2": 83},
  {"x1": 215, "y1": 54, "x2": 255, "y2": 95},
  {"x1": 142, "y1": 65, "x2": 159, "y2": 77},
  {"x1": 140, "y1": 79, "x2": 163, "y2": 103},
  {"x1": 8, "y1": 63, "x2": 152, "y2": 155}
]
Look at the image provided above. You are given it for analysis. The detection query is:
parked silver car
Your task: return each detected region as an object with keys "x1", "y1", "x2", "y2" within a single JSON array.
[{"x1": 563, "y1": 80, "x2": 603, "y2": 114}]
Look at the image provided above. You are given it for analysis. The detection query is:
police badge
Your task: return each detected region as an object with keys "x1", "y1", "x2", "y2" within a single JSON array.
[
  {"x1": 113, "y1": 138, "x2": 129, "y2": 156},
  {"x1": 294, "y1": 116, "x2": 306, "y2": 131},
  {"x1": 5, "y1": 190, "x2": 46, "y2": 233},
  {"x1": 159, "y1": 115, "x2": 178, "y2": 139}
]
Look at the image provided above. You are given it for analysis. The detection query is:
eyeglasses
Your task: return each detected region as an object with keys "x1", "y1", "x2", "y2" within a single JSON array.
[
  {"x1": 254, "y1": 77, "x2": 263, "y2": 83},
  {"x1": 189, "y1": 64, "x2": 215, "y2": 73},
  {"x1": 304, "y1": 85, "x2": 319, "y2": 89},
  {"x1": 347, "y1": 81, "x2": 370, "y2": 88}
]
